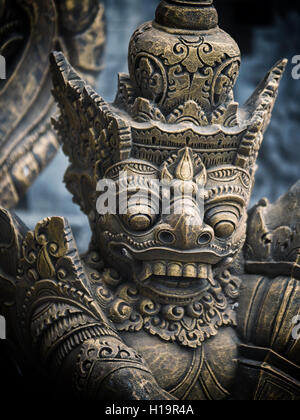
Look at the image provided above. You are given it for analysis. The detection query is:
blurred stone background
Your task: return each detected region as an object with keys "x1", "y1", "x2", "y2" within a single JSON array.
[{"x1": 15, "y1": 0, "x2": 300, "y2": 252}]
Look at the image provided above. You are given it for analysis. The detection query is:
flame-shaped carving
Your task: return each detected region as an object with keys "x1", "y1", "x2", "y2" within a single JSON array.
[{"x1": 175, "y1": 148, "x2": 194, "y2": 181}]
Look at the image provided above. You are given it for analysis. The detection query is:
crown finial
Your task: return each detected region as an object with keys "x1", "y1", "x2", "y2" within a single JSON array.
[
  {"x1": 155, "y1": 0, "x2": 218, "y2": 31},
  {"x1": 128, "y1": 0, "x2": 240, "y2": 116}
]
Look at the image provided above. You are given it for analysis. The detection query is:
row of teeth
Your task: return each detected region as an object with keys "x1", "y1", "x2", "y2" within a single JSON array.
[{"x1": 139, "y1": 261, "x2": 210, "y2": 281}]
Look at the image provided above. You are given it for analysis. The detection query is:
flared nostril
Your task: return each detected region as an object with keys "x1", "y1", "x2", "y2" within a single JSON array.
[
  {"x1": 197, "y1": 232, "x2": 213, "y2": 246},
  {"x1": 158, "y1": 230, "x2": 176, "y2": 245}
]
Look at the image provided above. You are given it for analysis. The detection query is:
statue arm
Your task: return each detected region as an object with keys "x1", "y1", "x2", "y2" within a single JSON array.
[
  {"x1": 236, "y1": 273, "x2": 300, "y2": 400},
  {"x1": 236, "y1": 184, "x2": 300, "y2": 400},
  {"x1": 30, "y1": 299, "x2": 173, "y2": 400}
]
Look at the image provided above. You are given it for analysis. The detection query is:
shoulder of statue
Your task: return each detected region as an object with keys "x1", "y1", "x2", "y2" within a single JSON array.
[
  {"x1": 19, "y1": 215, "x2": 91, "y2": 294},
  {"x1": 0, "y1": 212, "x2": 116, "y2": 342}
]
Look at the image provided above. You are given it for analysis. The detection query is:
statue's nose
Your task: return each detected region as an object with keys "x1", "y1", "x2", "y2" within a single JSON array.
[{"x1": 157, "y1": 203, "x2": 214, "y2": 250}]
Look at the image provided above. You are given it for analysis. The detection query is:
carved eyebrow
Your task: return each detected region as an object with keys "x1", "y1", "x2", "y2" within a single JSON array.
[
  {"x1": 204, "y1": 186, "x2": 247, "y2": 206},
  {"x1": 205, "y1": 204, "x2": 242, "y2": 219}
]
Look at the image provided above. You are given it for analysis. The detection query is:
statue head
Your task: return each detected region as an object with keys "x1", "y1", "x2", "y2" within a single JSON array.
[{"x1": 51, "y1": 0, "x2": 286, "y2": 308}]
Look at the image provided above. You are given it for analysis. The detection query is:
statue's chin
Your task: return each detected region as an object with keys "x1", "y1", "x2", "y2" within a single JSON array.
[{"x1": 133, "y1": 260, "x2": 213, "y2": 305}]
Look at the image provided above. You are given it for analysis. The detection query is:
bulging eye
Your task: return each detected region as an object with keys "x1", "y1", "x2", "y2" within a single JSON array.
[
  {"x1": 121, "y1": 202, "x2": 157, "y2": 232},
  {"x1": 214, "y1": 220, "x2": 235, "y2": 238},
  {"x1": 125, "y1": 213, "x2": 153, "y2": 231},
  {"x1": 205, "y1": 204, "x2": 240, "y2": 239}
]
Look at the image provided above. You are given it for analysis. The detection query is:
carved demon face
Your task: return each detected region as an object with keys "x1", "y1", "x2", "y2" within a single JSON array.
[
  {"x1": 49, "y1": 0, "x2": 286, "y2": 322},
  {"x1": 96, "y1": 147, "x2": 249, "y2": 304}
]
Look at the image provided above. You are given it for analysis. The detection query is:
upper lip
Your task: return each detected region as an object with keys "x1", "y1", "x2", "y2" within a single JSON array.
[{"x1": 109, "y1": 241, "x2": 230, "y2": 264}]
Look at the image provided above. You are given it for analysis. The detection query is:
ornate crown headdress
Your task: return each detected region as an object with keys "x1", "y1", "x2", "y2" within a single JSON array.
[{"x1": 50, "y1": 0, "x2": 287, "y2": 218}]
